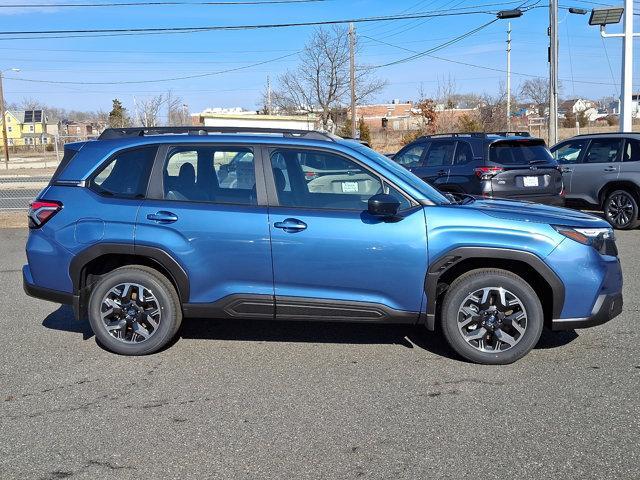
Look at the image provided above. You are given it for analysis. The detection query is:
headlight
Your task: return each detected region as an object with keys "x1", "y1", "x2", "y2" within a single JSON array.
[{"x1": 553, "y1": 226, "x2": 617, "y2": 255}]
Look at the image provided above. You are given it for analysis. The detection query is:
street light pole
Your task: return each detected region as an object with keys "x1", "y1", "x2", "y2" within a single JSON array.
[
  {"x1": 549, "y1": 0, "x2": 559, "y2": 145},
  {"x1": 349, "y1": 22, "x2": 356, "y2": 139},
  {"x1": 620, "y1": 0, "x2": 633, "y2": 131}
]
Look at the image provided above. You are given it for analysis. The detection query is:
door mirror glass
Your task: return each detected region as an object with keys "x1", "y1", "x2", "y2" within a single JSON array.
[{"x1": 368, "y1": 193, "x2": 400, "y2": 217}]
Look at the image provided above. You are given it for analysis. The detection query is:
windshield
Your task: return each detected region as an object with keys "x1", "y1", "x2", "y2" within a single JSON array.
[
  {"x1": 489, "y1": 140, "x2": 556, "y2": 166},
  {"x1": 345, "y1": 141, "x2": 451, "y2": 204}
]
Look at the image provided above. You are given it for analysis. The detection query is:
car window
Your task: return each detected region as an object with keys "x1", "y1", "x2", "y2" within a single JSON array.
[
  {"x1": 623, "y1": 139, "x2": 640, "y2": 162},
  {"x1": 270, "y1": 149, "x2": 383, "y2": 211},
  {"x1": 424, "y1": 141, "x2": 455, "y2": 167},
  {"x1": 163, "y1": 146, "x2": 256, "y2": 205},
  {"x1": 552, "y1": 140, "x2": 587, "y2": 164},
  {"x1": 453, "y1": 141, "x2": 474, "y2": 165},
  {"x1": 489, "y1": 140, "x2": 554, "y2": 165},
  {"x1": 394, "y1": 144, "x2": 425, "y2": 168},
  {"x1": 91, "y1": 146, "x2": 157, "y2": 198},
  {"x1": 583, "y1": 139, "x2": 622, "y2": 164}
]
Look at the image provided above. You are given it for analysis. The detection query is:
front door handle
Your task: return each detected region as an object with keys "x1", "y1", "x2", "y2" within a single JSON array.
[
  {"x1": 436, "y1": 169, "x2": 447, "y2": 177},
  {"x1": 560, "y1": 166, "x2": 573, "y2": 173},
  {"x1": 147, "y1": 211, "x2": 178, "y2": 223},
  {"x1": 274, "y1": 218, "x2": 307, "y2": 232},
  {"x1": 604, "y1": 166, "x2": 617, "y2": 172}
]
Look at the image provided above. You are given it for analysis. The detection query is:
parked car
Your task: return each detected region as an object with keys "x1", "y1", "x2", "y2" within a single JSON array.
[
  {"x1": 24, "y1": 127, "x2": 622, "y2": 364},
  {"x1": 392, "y1": 132, "x2": 564, "y2": 206},
  {"x1": 550, "y1": 133, "x2": 640, "y2": 229}
]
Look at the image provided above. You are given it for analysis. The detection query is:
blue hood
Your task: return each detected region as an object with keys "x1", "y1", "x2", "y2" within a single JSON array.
[{"x1": 460, "y1": 198, "x2": 610, "y2": 228}]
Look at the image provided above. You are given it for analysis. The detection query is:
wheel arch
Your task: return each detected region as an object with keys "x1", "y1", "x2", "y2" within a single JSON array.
[
  {"x1": 424, "y1": 247, "x2": 564, "y2": 331},
  {"x1": 598, "y1": 180, "x2": 640, "y2": 207},
  {"x1": 69, "y1": 243, "x2": 190, "y2": 310}
]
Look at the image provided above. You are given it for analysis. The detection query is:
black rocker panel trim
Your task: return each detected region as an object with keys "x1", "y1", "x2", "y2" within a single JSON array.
[
  {"x1": 183, "y1": 294, "x2": 419, "y2": 324},
  {"x1": 183, "y1": 294, "x2": 275, "y2": 319},
  {"x1": 424, "y1": 247, "x2": 565, "y2": 330},
  {"x1": 275, "y1": 296, "x2": 418, "y2": 323},
  {"x1": 69, "y1": 243, "x2": 190, "y2": 302}
]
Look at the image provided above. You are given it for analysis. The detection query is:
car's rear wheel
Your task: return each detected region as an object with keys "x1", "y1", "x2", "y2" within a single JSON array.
[
  {"x1": 88, "y1": 265, "x2": 182, "y2": 355},
  {"x1": 604, "y1": 189, "x2": 640, "y2": 230},
  {"x1": 440, "y1": 269, "x2": 544, "y2": 365}
]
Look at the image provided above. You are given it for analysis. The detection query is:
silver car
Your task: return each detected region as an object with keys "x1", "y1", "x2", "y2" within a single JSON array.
[{"x1": 551, "y1": 133, "x2": 640, "y2": 229}]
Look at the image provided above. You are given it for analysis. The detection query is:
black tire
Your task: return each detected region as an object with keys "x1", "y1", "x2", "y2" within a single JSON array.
[
  {"x1": 440, "y1": 268, "x2": 544, "y2": 365},
  {"x1": 603, "y1": 189, "x2": 640, "y2": 230},
  {"x1": 87, "y1": 265, "x2": 182, "y2": 355}
]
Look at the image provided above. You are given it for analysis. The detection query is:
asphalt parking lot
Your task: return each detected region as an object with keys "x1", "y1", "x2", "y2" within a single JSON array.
[{"x1": 0, "y1": 227, "x2": 638, "y2": 480}]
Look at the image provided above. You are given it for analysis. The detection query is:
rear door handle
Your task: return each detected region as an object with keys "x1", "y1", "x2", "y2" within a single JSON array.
[
  {"x1": 147, "y1": 211, "x2": 178, "y2": 223},
  {"x1": 274, "y1": 218, "x2": 307, "y2": 232},
  {"x1": 436, "y1": 169, "x2": 447, "y2": 177},
  {"x1": 560, "y1": 167, "x2": 573, "y2": 173},
  {"x1": 604, "y1": 166, "x2": 617, "y2": 172}
]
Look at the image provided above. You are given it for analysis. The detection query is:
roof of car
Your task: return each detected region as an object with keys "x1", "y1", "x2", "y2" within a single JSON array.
[{"x1": 415, "y1": 131, "x2": 543, "y2": 144}]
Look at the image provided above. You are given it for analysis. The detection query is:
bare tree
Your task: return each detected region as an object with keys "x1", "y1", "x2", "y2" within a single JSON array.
[
  {"x1": 165, "y1": 90, "x2": 188, "y2": 126},
  {"x1": 273, "y1": 25, "x2": 386, "y2": 129},
  {"x1": 477, "y1": 86, "x2": 508, "y2": 132},
  {"x1": 20, "y1": 97, "x2": 44, "y2": 111},
  {"x1": 520, "y1": 78, "x2": 552, "y2": 116},
  {"x1": 134, "y1": 95, "x2": 165, "y2": 127}
]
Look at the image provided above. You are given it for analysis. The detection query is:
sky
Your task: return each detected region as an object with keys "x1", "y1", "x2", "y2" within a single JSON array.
[{"x1": 0, "y1": 0, "x2": 636, "y2": 118}]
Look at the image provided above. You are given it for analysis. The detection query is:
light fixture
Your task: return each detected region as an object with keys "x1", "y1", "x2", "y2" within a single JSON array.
[{"x1": 589, "y1": 7, "x2": 624, "y2": 26}]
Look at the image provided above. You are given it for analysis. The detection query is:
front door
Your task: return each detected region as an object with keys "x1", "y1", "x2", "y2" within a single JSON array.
[
  {"x1": 265, "y1": 146, "x2": 428, "y2": 322},
  {"x1": 136, "y1": 143, "x2": 274, "y2": 314},
  {"x1": 552, "y1": 137, "x2": 589, "y2": 197},
  {"x1": 571, "y1": 138, "x2": 622, "y2": 205}
]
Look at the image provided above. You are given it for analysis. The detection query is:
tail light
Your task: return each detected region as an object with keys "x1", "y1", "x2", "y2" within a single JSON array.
[
  {"x1": 474, "y1": 166, "x2": 503, "y2": 179},
  {"x1": 304, "y1": 171, "x2": 318, "y2": 181},
  {"x1": 28, "y1": 200, "x2": 62, "y2": 228}
]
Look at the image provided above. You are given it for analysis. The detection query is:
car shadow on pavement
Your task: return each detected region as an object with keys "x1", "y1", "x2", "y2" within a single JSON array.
[
  {"x1": 41, "y1": 306, "x2": 579, "y2": 360},
  {"x1": 42, "y1": 305, "x2": 94, "y2": 340}
]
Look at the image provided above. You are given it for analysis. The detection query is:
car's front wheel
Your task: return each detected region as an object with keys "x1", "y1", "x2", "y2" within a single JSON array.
[
  {"x1": 441, "y1": 268, "x2": 544, "y2": 365},
  {"x1": 87, "y1": 265, "x2": 182, "y2": 355},
  {"x1": 604, "y1": 189, "x2": 640, "y2": 230}
]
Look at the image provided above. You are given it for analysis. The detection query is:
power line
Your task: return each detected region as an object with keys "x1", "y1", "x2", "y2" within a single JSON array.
[
  {"x1": 0, "y1": 7, "x2": 504, "y2": 40},
  {"x1": 363, "y1": 34, "x2": 624, "y2": 86},
  {"x1": 3, "y1": 51, "x2": 299, "y2": 84},
  {"x1": 0, "y1": 0, "x2": 326, "y2": 7},
  {"x1": 371, "y1": 18, "x2": 500, "y2": 68}
]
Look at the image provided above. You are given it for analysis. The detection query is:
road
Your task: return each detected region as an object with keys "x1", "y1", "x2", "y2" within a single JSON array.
[{"x1": 0, "y1": 227, "x2": 638, "y2": 480}]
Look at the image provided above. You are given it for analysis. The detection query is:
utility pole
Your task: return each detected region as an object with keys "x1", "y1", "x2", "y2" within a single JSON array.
[
  {"x1": 266, "y1": 75, "x2": 272, "y2": 115},
  {"x1": 167, "y1": 90, "x2": 172, "y2": 126},
  {"x1": 506, "y1": 22, "x2": 512, "y2": 131},
  {"x1": 349, "y1": 22, "x2": 357, "y2": 138},
  {"x1": 549, "y1": 0, "x2": 559, "y2": 145},
  {"x1": 0, "y1": 72, "x2": 9, "y2": 169}
]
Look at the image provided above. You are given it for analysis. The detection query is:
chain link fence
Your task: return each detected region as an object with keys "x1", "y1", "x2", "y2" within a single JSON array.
[{"x1": 0, "y1": 170, "x2": 56, "y2": 211}]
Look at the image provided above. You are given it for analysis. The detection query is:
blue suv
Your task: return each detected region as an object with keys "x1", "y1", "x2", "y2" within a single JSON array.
[{"x1": 23, "y1": 127, "x2": 623, "y2": 364}]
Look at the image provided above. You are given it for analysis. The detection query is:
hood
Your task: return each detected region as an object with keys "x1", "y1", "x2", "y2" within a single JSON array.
[{"x1": 460, "y1": 198, "x2": 610, "y2": 228}]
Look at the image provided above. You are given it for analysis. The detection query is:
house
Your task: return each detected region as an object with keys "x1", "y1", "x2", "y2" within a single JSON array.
[
  {"x1": 0, "y1": 110, "x2": 55, "y2": 146},
  {"x1": 192, "y1": 108, "x2": 317, "y2": 131},
  {"x1": 559, "y1": 98, "x2": 595, "y2": 116}
]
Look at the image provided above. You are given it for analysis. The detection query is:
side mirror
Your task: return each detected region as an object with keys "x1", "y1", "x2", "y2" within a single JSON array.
[{"x1": 368, "y1": 193, "x2": 400, "y2": 218}]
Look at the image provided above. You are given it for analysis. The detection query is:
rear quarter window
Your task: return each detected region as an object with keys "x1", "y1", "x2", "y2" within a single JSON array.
[{"x1": 90, "y1": 146, "x2": 157, "y2": 198}]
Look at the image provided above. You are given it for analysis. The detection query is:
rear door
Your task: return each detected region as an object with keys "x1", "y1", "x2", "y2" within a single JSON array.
[
  {"x1": 136, "y1": 143, "x2": 274, "y2": 311},
  {"x1": 571, "y1": 138, "x2": 622, "y2": 205},
  {"x1": 487, "y1": 140, "x2": 562, "y2": 199},
  {"x1": 551, "y1": 138, "x2": 589, "y2": 197},
  {"x1": 409, "y1": 140, "x2": 455, "y2": 189},
  {"x1": 446, "y1": 140, "x2": 482, "y2": 194}
]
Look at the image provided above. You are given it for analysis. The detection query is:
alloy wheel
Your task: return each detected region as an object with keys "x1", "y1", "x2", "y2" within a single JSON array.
[
  {"x1": 100, "y1": 283, "x2": 161, "y2": 343},
  {"x1": 456, "y1": 287, "x2": 527, "y2": 353},
  {"x1": 606, "y1": 192, "x2": 634, "y2": 228}
]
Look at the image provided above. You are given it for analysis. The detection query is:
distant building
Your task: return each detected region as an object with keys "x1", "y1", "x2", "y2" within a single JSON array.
[
  {"x1": 192, "y1": 109, "x2": 317, "y2": 131},
  {"x1": 0, "y1": 110, "x2": 54, "y2": 146},
  {"x1": 64, "y1": 121, "x2": 104, "y2": 138},
  {"x1": 352, "y1": 101, "x2": 414, "y2": 130}
]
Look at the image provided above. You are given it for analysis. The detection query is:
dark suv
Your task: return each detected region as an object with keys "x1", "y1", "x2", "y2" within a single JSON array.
[
  {"x1": 392, "y1": 132, "x2": 564, "y2": 205},
  {"x1": 551, "y1": 133, "x2": 640, "y2": 229}
]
